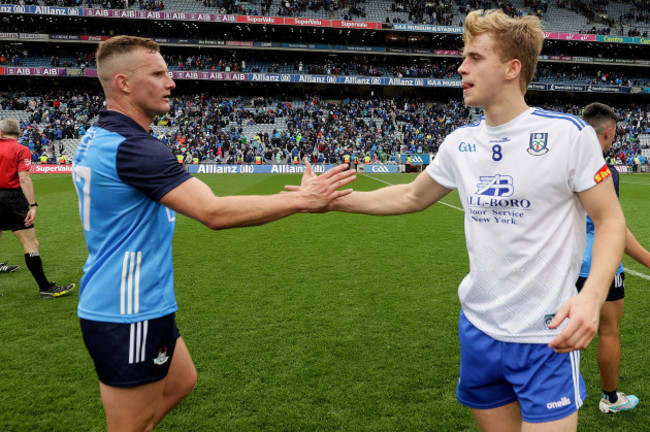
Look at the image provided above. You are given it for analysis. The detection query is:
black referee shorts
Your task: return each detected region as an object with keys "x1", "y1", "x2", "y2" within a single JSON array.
[{"x1": 0, "y1": 188, "x2": 31, "y2": 231}]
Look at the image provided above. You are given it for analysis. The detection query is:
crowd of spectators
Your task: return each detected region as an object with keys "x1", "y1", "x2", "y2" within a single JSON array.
[
  {"x1": 132, "y1": 46, "x2": 650, "y2": 86},
  {"x1": 197, "y1": 0, "x2": 266, "y2": 16},
  {"x1": 164, "y1": 52, "x2": 246, "y2": 73},
  {"x1": 1, "y1": 90, "x2": 649, "y2": 170},
  {"x1": 33, "y1": 0, "x2": 162, "y2": 10},
  {"x1": 0, "y1": 91, "x2": 104, "y2": 163},
  {"x1": 3, "y1": 40, "x2": 650, "y2": 87},
  {"x1": 2, "y1": 0, "x2": 650, "y2": 35},
  {"x1": 3, "y1": 0, "x2": 650, "y2": 44},
  {"x1": 276, "y1": 0, "x2": 341, "y2": 18},
  {"x1": 154, "y1": 94, "x2": 473, "y2": 165},
  {"x1": 0, "y1": 46, "x2": 26, "y2": 66},
  {"x1": 541, "y1": 102, "x2": 650, "y2": 166},
  {"x1": 534, "y1": 64, "x2": 650, "y2": 87},
  {"x1": 619, "y1": 0, "x2": 650, "y2": 27}
]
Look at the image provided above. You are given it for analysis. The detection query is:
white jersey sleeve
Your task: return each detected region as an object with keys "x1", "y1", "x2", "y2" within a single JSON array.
[{"x1": 567, "y1": 125, "x2": 610, "y2": 193}]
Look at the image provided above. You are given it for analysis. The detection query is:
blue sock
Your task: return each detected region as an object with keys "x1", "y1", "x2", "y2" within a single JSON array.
[{"x1": 603, "y1": 389, "x2": 618, "y2": 403}]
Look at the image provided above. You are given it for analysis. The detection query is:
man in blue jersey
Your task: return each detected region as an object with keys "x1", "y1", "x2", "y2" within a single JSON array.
[
  {"x1": 289, "y1": 10, "x2": 626, "y2": 431},
  {"x1": 73, "y1": 35, "x2": 355, "y2": 432},
  {"x1": 579, "y1": 102, "x2": 650, "y2": 413}
]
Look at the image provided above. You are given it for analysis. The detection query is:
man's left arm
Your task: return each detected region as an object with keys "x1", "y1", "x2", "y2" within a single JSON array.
[
  {"x1": 548, "y1": 177, "x2": 626, "y2": 353},
  {"x1": 18, "y1": 171, "x2": 37, "y2": 227}
]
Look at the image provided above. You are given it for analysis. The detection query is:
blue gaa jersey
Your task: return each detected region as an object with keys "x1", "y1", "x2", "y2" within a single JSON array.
[
  {"x1": 73, "y1": 110, "x2": 192, "y2": 323},
  {"x1": 580, "y1": 163, "x2": 624, "y2": 277}
]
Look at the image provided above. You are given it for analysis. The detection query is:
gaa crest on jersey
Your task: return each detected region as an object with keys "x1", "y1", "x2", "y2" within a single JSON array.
[{"x1": 527, "y1": 133, "x2": 549, "y2": 155}]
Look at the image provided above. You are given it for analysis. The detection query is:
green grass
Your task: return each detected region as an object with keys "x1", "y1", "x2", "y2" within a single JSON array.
[{"x1": 0, "y1": 172, "x2": 649, "y2": 431}]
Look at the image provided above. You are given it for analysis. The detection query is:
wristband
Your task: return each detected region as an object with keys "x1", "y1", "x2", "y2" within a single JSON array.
[{"x1": 29, "y1": 203, "x2": 38, "y2": 208}]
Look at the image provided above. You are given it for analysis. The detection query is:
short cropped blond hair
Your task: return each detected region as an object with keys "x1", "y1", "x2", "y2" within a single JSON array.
[
  {"x1": 464, "y1": 10, "x2": 544, "y2": 94},
  {"x1": 96, "y1": 35, "x2": 160, "y2": 82},
  {"x1": 0, "y1": 118, "x2": 21, "y2": 136}
]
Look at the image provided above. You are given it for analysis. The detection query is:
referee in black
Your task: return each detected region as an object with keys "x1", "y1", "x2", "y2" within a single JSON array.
[{"x1": 0, "y1": 118, "x2": 74, "y2": 298}]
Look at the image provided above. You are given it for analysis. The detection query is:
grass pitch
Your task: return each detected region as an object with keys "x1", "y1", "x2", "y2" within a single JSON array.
[{"x1": 0, "y1": 172, "x2": 648, "y2": 431}]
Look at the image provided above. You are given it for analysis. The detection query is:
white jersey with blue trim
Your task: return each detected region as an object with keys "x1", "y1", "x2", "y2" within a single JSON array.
[
  {"x1": 427, "y1": 107, "x2": 608, "y2": 343},
  {"x1": 72, "y1": 110, "x2": 192, "y2": 323}
]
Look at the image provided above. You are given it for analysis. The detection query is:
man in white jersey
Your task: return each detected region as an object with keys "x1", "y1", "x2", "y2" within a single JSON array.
[{"x1": 288, "y1": 10, "x2": 626, "y2": 432}]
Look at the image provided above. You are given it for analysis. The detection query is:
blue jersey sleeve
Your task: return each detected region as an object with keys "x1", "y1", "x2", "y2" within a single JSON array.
[
  {"x1": 608, "y1": 164, "x2": 620, "y2": 197},
  {"x1": 116, "y1": 135, "x2": 192, "y2": 202}
]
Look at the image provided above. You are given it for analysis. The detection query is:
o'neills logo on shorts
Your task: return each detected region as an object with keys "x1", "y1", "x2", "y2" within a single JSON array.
[
  {"x1": 594, "y1": 164, "x2": 612, "y2": 184},
  {"x1": 547, "y1": 396, "x2": 571, "y2": 409}
]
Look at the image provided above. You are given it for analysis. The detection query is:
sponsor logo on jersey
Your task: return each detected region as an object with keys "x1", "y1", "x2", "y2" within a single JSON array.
[
  {"x1": 153, "y1": 348, "x2": 170, "y2": 366},
  {"x1": 475, "y1": 175, "x2": 514, "y2": 197},
  {"x1": 489, "y1": 137, "x2": 511, "y2": 143},
  {"x1": 547, "y1": 396, "x2": 571, "y2": 410},
  {"x1": 594, "y1": 164, "x2": 612, "y2": 183},
  {"x1": 527, "y1": 133, "x2": 549, "y2": 155},
  {"x1": 458, "y1": 142, "x2": 477, "y2": 152},
  {"x1": 468, "y1": 175, "x2": 531, "y2": 209}
]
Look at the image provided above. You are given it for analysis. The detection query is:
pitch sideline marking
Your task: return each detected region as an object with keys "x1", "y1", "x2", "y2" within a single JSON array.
[
  {"x1": 626, "y1": 269, "x2": 650, "y2": 281},
  {"x1": 362, "y1": 173, "x2": 650, "y2": 281}
]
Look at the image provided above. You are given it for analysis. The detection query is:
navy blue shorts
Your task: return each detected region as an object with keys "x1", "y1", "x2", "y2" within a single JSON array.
[
  {"x1": 80, "y1": 313, "x2": 180, "y2": 387},
  {"x1": 457, "y1": 311, "x2": 587, "y2": 423},
  {"x1": 576, "y1": 272, "x2": 624, "y2": 301}
]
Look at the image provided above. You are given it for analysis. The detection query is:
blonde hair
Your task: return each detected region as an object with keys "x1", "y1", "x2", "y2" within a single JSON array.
[
  {"x1": 463, "y1": 10, "x2": 544, "y2": 93},
  {"x1": 0, "y1": 118, "x2": 21, "y2": 136}
]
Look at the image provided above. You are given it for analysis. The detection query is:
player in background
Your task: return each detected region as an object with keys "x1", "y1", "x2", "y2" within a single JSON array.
[
  {"x1": 289, "y1": 10, "x2": 626, "y2": 432},
  {"x1": 72, "y1": 35, "x2": 355, "y2": 432},
  {"x1": 0, "y1": 118, "x2": 75, "y2": 298},
  {"x1": 579, "y1": 102, "x2": 650, "y2": 413}
]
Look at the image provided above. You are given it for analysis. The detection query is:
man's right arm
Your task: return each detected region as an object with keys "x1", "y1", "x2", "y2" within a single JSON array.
[
  {"x1": 160, "y1": 162, "x2": 355, "y2": 230},
  {"x1": 332, "y1": 170, "x2": 452, "y2": 215}
]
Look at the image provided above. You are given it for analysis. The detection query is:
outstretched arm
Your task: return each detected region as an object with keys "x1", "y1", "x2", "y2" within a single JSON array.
[
  {"x1": 548, "y1": 177, "x2": 626, "y2": 353},
  {"x1": 160, "y1": 162, "x2": 356, "y2": 230},
  {"x1": 329, "y1": 171, "x2": 452, "y2": 215}
]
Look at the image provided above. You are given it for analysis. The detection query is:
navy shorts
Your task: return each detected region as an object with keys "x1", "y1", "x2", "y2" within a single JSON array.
[
  {"x1": 457, "y1": 311, "x2": 587, "y2": 423},
  {"x1": 576, "y1": 272, "x2": 624, "y2": 301},
  {"x1": 0, "y1": 188, "x2": 31, "y2": 231},
  {"x1": 80, "y1": 313, "x2": 180, "y2": 387}
]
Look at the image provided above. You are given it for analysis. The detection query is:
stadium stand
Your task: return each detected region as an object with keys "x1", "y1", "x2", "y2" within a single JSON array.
[{"x1": 0, "y1": 0, "x2": 649, "y2": 171}]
